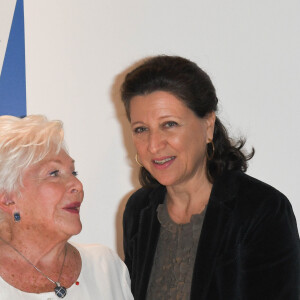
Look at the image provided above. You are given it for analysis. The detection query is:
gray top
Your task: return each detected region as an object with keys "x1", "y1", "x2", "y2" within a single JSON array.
[{"x1": 146, "y1": 201, "x2": 206, "y2": 300}]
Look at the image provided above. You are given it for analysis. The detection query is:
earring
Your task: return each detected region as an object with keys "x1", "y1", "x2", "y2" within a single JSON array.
[
  {"x1": 206, "y1": 139, "x2": 215, "y2": 161},
  {"x1": 13, "y1": 212, "x2": 21, "y2": 222},
  {"x1": 135, "y1": 154, "x2": 143, "y2": 167}
]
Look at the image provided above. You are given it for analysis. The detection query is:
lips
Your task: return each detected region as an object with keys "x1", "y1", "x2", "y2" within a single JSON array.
[
  {"x1": 153, "y1": 156, "x2": 176, "y2": 165},
  {"x1": 63, "y1": 202, "x2": 81, "y2": 214},
  {"x1": 152, "y1": 156, "x2": 176, "y2": 169}
]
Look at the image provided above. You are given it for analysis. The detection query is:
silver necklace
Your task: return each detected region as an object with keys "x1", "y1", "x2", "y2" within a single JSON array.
[{"x1": 0, "y1": 236, "x2": 68, "y2": 298}]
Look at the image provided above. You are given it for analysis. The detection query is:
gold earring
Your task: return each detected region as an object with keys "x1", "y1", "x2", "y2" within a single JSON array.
[
  {"x1": 206, "y1": 139, "x2": 215, "y2": 161},
  {"x1": 135, "y1": 154, "x2": 143, "y2": 167}
]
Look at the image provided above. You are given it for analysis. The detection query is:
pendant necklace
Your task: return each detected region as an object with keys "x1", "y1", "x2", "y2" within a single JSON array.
[{"x1": 0, "y1": 236, "x2": 68, "y2": 298}]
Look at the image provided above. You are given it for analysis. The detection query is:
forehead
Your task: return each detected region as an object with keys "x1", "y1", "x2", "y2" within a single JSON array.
[
  {"x1": 25, "y1": 150, "x2": 74, "y2": 173},
  {"x1": 130, "y1": 91, "x2": 191, "y2": 119},
  {"x1": 44, "y1": 151, "x2": 74, "y2": 165}
]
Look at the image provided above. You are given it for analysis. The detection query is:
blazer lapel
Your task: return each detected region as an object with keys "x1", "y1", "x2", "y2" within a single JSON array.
[
  {"x1": 136, "y1": 186, "x2": 166, "y2": 300},
  {"x1": 191, "y1": 171, "x2": 239, "y2": 299}
]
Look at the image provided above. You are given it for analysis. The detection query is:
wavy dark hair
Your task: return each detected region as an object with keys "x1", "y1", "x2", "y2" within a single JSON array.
[{"x1": 121, "y1": 55, "x2": 254, "y2": 187}]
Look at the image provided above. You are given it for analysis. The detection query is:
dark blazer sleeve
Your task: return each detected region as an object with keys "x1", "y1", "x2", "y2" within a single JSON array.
[
  {"x1": 240, "y1": 193, "x2": 299, "y2": 298},
  {"x1": 195, "y1": 172, "x2": 300, "y2": 300}
]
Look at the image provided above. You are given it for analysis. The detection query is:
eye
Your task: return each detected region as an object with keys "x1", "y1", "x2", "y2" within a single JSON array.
[
  {"x1": 49, "y1": 170, "x2": 59, "y2": 177},
  {"x1": 72, "y1": 171, "x2": 78, "y2": 177},
  {"x1": 133, "y1": 126, "x2": 148, "y2": 134},
  {"x1": 164, "y1": 121, "x2": 178, "y2": 128}
]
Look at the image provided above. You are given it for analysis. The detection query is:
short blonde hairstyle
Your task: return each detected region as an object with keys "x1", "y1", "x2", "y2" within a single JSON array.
[{"x1": 0, "y1": 115, "x2": 66, "y2": 194}]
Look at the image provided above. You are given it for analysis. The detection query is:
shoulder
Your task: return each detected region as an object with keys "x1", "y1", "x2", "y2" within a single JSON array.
[
  {"x1": 126, "y1": 186, "x2": 157, "y2": 208},
  {"x1": 69, "y1": 243, "x2": 133, "y2": 299},
  {"x1": 124, "y1": 185, "x2": 165, "y2": 217},
  {"x1": 218, "y1": 171, "x2": 290, "y2": 209},
  {"x1": 236, "y1": 171, "x2": 285, "y2": 196},
  {"x1": 123, "y1": 186, "x2": 165, "y2": 244},
  {"x1": 212, "y1": 172, "x2": 299, "y2": 252},
  {"x1": 123, "y1": 188, "x2": 153, "y2": 234},
  {"x1": 220, "y1": 172, "x2": 298, "y2": 239},
  {"x1": 73, "y1": 242, "x2": 113, "y2": 255},
  {"x1": 71, "y1": 242, "x2": 124, "y2": 269},
  {"x1": 233, "y1": 171, "x2": 291, "y2": 212},
  {"x1": 213, "y1": 171, "x2": 298, "y2": 232}
]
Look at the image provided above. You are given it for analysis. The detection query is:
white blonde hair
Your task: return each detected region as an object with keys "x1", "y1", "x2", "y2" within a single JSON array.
[{"x1": 0, "y1": 115, "x2": 66, "y2": 194}]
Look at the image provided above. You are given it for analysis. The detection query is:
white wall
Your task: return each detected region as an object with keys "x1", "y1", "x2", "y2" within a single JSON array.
[{"x1": 24, "y1": 0, "x2": 300, "y2": 258}]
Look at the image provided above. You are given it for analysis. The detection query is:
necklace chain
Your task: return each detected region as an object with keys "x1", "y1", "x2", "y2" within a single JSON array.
[{"x1": 0, "y1": 236, "x2": 67, "y2": 286}]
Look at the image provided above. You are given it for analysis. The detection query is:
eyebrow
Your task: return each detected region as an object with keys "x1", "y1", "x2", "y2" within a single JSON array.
[
  {"x1": 131, "y1": 115, "x2": 179, "y2": 126},
  {"x1": 44, "y1": 159, "x2": 75, "y2": 165}
]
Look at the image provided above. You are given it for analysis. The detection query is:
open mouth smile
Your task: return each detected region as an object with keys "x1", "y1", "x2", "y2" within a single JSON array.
[
  {"x1": 154, "y1": 156, "x2": 175, "y2": 165},
  {"x1": 152, "y1": 156, "x2": 176, "y2": 169}
]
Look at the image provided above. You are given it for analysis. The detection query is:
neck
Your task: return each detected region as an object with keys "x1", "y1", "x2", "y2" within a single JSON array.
[
  {"x1": 0, "y1": 222, "x2": 81, "y2": 295},
  {"x1": 166, "y1": 170, "x2": 212, "y2": 223},
  {"x1": 0, "y1": 222, "x2": 68, "y2": 267}
]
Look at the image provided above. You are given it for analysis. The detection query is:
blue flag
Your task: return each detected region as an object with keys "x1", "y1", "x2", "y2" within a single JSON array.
[{"x1": 0, "y1": 0, "x2": 26, "y2": 117}]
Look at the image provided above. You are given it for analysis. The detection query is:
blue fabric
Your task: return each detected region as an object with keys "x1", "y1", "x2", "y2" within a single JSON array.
[{"x1": 0, "y1": 0, "x2": 26, "y2": 117}]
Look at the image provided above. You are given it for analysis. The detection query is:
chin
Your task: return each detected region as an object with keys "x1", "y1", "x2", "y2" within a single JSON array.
[
  {"x1": 155, "y1": 176, "x2": 178, "y2": 187},
  {"x1": 71, "y1": 223, "x2": 83, "y2": 236},
  {"x1": 71, "y1": 228, "x2": 82, "y2": 236},
  {"x1": 60, "y1": 221, "x2": 82, "y2": 238}
]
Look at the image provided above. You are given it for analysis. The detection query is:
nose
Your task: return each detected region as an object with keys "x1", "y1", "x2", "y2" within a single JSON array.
[
  {"x1": 68, "y1": 175, "x2": 83, "y2": 195},
  {"x1": 147, "y1": 130, "x2": 166, "y2": 154}
]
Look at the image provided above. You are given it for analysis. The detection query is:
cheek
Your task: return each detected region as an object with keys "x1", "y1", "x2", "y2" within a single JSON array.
[
  {"x1": 169, "y1": 131, "x2": 191, "y2": 150},
  {"x1": 42, "y1": 185, "x2": 62, "y2": 196},
  {"x1": 36, "y1": 184, "x2": 65, "y2": 208},
  {"x1": 133, "y1": 137, "x2": 147, "y2": 152},
  {"x1": 189, "y1": 139, "x2": 207, "y2": 164},
  {"x1": 174, "y1": 131, "x2": 207, "y2": 158}
]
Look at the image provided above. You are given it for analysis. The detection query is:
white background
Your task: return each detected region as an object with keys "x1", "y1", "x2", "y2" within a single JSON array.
[{"x1": 22, "y1": 0, "x2": 300, "y2": 258}]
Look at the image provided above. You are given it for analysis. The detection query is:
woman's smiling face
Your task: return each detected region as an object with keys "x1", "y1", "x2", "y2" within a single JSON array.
[
  {"x1": 14, "y1": 150, "x2": 84, "y2": 240},
  {"x1": 130, "y1": 91, "x2": 215, "y2": 188}
]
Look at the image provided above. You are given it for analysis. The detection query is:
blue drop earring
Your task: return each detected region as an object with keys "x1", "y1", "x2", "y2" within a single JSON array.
[{"x1": 14, "y1": 212, "x2": 21, "y2": 222}]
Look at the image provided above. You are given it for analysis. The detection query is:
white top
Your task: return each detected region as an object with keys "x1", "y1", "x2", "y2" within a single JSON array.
[{"x1": 0, "y1": 243, "x2": 134, "y2": 300}]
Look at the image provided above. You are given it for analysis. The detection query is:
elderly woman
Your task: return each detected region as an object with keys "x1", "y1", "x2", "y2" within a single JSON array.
[
  {"x1": 121, "y1": 56, "x2": 300, "y2": 299},
  {"x1": 0, "y1": 115, "x2": 133, "y2": 299}
]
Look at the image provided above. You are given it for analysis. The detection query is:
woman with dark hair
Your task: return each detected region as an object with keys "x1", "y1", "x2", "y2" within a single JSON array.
[{"x1": 121, "y1": 55, "x2": 300, "y2": 300}]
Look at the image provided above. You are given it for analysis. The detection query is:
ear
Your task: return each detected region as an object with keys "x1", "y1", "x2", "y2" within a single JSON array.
[
  {"x1": 205, "y1": 111, "x2": 216, "y2": 141},
  {"x1": 0, "y1": 192, "x2": 16, "y2": 214}
]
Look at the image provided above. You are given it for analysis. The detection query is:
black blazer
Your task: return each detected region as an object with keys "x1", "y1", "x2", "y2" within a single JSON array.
[{"x1": 123, "y1": 171, "x2": 300, "y2": 300}]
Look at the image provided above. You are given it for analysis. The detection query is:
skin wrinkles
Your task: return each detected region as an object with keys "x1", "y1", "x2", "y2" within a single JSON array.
[
  {"x1": 9, "y1": 150, "x2": 84, "y2": 262},
  {"x1": 0, "y1": 150, "x2": 84, "y2": 293}
]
